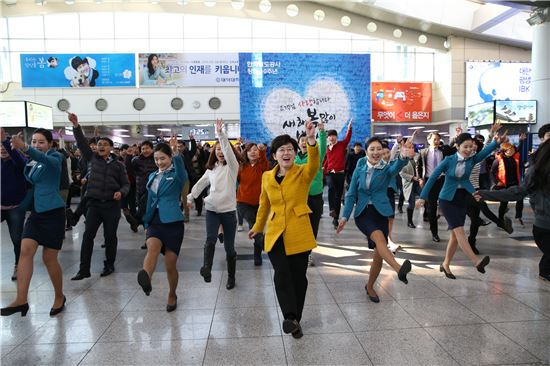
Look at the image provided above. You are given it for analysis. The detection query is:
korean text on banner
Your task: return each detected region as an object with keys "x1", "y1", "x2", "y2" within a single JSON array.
[{"x1": 371, "y1": 82, "x2": 432, "y2": 122}]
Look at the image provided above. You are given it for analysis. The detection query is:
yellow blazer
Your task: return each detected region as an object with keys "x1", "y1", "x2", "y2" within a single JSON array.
[{"x1": 252, "y1": 142, "x2": 320, "y2": 255}]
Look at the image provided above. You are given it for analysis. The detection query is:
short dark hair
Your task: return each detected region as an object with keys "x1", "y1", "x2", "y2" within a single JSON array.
[
  {"x1": 538, "y1": 124, "x2": 550, "y2": 139},
  {"x1": 353, "y1": 142, "x2": 362, "y2": 148},
  {"x1": 141, "y1": 140, "x2": 154, "y2": 149},
  {"x1": 121, "y1": 144, "x2": 129, "y2": 150},
  {"x1": 88, "y1": 138, "x2": 97, "y2": 146},
  {"x1": 33, "y1": 128, "x2": 53, "y2": 143},
  {"x1": 71, "y1": 56, "x2": 89, "y2": 71},
  {"x1": 365, "y1": 137, "x2": 383, "y2": 150},
  {"x1": 474, "y1": 134, "x2": 485, "y2": 142},
  {"x1": 427, "y1": 132, "x2": 441, "y2": 141},
  {"x1": 270, "y1": 134, "x2": 299, "y2": 159},
  {"x1": 98, "y1": 137, "x2": 114, "y2": 147},
  {"x1": 327, "y1": 129, "x2": 338, "y2": 137},
  {"x1": 154, "y1": 142, "x2": 172, "y2": 157},
  {"x1": 455, "y1": 132, "x2": 474, "y2": 146}
]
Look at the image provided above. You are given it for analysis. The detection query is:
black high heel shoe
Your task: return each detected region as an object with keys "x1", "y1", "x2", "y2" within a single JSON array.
[
  {"x1": 137, "y1": 269, "x2": 152, "y2": 296},
  {"x1": 50, "y1": 296, "x2": 66, "y2": 316},
  {"x1": 1, "y1": 303, "x2": 29, "y2": 317},
  {"x1": 439, "y1": 265, "x2": 456, "y2": 280},
  {"x1": 476, "y1": 256, "x2": 490, "y2": 274},
  {"x1": 398, "y1": 260, "x2": 412, "y2": 284},
  {"x1": 166, "y1": 296, "x2": 177, "y2": 313}
]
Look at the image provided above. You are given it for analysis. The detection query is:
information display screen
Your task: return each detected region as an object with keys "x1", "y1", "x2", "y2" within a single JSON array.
[
  {"x1": 26, "y1": 102, "x2": 53, "y2": 129},
  {"x1": 0, "y1": 101, "x2": 27, "y2": 127}
]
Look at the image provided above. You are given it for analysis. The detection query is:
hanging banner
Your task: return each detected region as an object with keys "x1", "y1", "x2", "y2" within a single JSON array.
[
  {"x1": 20, "y1": 54, "x2": 135, "y2": 88},
  {"x1": 371, "y1": 82, "x2": 432, "y2": 122},
  {"x1": 238, "y1": 53, "x2": 371, "y2": 144},
  {"x1": 465, "y1": 61, "x2": 532, "y2": 117},
  {"x1": 138, "y1": 53, "x2": 239, "y2": 87}
]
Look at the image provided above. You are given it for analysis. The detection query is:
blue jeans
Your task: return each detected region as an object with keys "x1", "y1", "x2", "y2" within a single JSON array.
[
  {"x1": 206, "y1": 210, "x2": 237, "y2": 258},
  {"x1": 1, "y1": 208, "x2": 25, "y2": 264}
]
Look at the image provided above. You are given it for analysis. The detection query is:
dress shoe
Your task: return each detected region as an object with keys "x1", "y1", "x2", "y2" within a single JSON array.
[
  {"x1": 166, "y1": 296, "x2": 177, "y2": 312},
  {"x1": 439, "y1": 264, "x2": 456, "y2": 279},
  {"x1": 502, "y1": 217, "x2": 514, "y2": 234},
  {"x1": 479, "y1": 219, "x2": 490, "y2": 226},
  {"x1": 218, "y1": 233, "x2": 224, "y2": 243},
  {"x1": 476, "y1": 256, "x2": 490, "y2": 273},
  {"x1": 11, "y1": 265, "x2": 17, "y2": 281},
  {"x1": 329, "y1": 210, "x2": 336, "y2": 218},
  {"x1": 398, "y1": 259, "x2": 412, "y2": 284},
  {"x1": 71, "y1": 272, "x2": 91, "y2": 281},
  {"x1": 137, "y1": 269, "x2": 152, "y2": 296},
  {"x1": 141, "y1": 243, "x2": 147, "y2": 250},
  {"x1": 539, "y1": 274, "x2": 550, "y2": 282},
  {"x1": 398, "y1": 207, "x2": 403, "y2": 214},
  {"x1": 365, "y1": 286, "x2": 380, "y2": 303},
  {"x1": 407, "y1": 222, "x2": 416, "y2": 229},
  {"x1": 332, "y1": 218, "x2": 339, "y2": 229},
  {"x1": 432, "y1": 234, "x2": 441, "y2": 243},
  {"x1": 282, "y1": 318, "x2": 300, "y2": 334},
  {"x1": 100, "y1": 267, "x2": 115, "y2": 277},
  {"x1": 101, "y1": 243, "x2": 106, "y2": 248},
  {"x1": 49, "y1": 296, "x2": 66, "y2": 316},
  {"x1": 1, "y1": 303, "x2": 29, "y2": 317},
  {"x1": 291, "y1": 326, "x2": 303, "y2": 339}
]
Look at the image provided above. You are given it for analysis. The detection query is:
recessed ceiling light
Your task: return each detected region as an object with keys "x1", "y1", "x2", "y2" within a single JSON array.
[
  {"x1": 258, "y1": 0, "x2": 271, "y2": 13},
  {"x1": 341, "y1": 15, "x2": 352, "y2": 27},
  {"x1": 204, "y1": 0, "x2": 216, "y2": 7},
  {"x1": 231, "y1": 0, "x2": 244, "y2": 10},
  {"x1": 65, "y1": 0, "x2": 74, "y2": 4},
  {"x1": 367, "y1": 22, "x2": 377, "y2": 32},
  {"x1": 418, "y1": 34, "x2": 428, "y2": 44},
  {"x1": 286, "y1": 4, "x2": 299, "y2": 17},
  {"x1": 408, "y1": 126, "x2": 423, "y2": 130},
  {"x1": 375, "y1": 132, "x2": 386, "y2": 135},
  {"x1": 113, "y1": 129, "x2": 129, "y2": 132},
  {"x1": 143, "y1": 134, "x2": 155, "y2": 137},
  {"x1": 35, "y1": 0, "x2": 46, "y2": 5},
  {"x1": 313, "y1": 9, "x2": 325, "y2": 22},
  {"x1": 390, "y1": 134, "x2": 402, "y2": 137},
  {"x1": 158, "y1": 128, "x2": 172, "y2": 132},
  {"x1": 423, "y1": 129, "x2": 439, "y2": 133},
  {"x1": 176, "y1": 0, "x2": 188, "y2": 4},
  {"x1": 119, "y1": 134, "x2": 131, "y2": 138},
  {"x1": 393, "y1": 29, "x2": 402, "y2": 38}
]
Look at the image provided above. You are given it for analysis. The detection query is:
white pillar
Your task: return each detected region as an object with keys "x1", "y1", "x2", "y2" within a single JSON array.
[{"x1": 531, "y1": 20, "x2": 550, "y2": 129}]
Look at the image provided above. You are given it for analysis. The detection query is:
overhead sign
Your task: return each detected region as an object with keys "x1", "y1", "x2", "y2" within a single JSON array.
[{"x1": 371, "y1": 82, "x2": 432, "y2": 122}]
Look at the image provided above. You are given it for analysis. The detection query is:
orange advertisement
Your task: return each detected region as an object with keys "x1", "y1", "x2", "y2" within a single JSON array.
[{"x1": 371, "y1": 82, "x2": 432, "y2": 122}]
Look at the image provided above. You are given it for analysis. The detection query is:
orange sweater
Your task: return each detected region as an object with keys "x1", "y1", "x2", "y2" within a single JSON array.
[{"x1": 237, "y1": 150, "x2": 270, "y2": 206}]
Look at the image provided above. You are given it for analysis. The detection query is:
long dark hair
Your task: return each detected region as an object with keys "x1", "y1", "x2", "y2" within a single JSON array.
[
  {"x1": 147, "y1": 54, "x2": 158, "y2": 77},
  {"x1": 205, "y1": 141, "x2": 242, "y2": 170},
  {"x1": 241, "y1": 143, "x2": 258, "y2": 165},
  {"x1": 532, "y1": 140, "x2": 550, "y2": 193}
]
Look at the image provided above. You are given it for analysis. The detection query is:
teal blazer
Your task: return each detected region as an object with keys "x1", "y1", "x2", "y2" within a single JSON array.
[
  {"x1": 20, "y1": 147, "x2": 65, "y2": 213},
  {"x1": 343, "y1": 157, "x2": 409, "y2": 219},
  {"x1": 143, "y1": 154, "x2": 189, "y2": 227},
  {"x1": 420, "y1": 141, "x2": 499, "y2": 201}
]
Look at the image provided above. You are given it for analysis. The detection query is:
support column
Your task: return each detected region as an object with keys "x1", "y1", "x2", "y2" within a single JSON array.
[{"x1": 530, "y1": 15, "x2": 550, "y2": 129}]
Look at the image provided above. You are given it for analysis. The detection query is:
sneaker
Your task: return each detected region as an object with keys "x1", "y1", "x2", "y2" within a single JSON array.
[{"x1": 237, "y1": 225, "x2": 244, "y2": 232}]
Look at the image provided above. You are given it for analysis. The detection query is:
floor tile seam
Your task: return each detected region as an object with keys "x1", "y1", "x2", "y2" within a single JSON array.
[
  {"x1": 396, "y1": 295, "x2": 490, "y2": 324},
  {"x1": 392, "y1": 295, "x2": 463, "y2": 365},
  {"x1": 453, "y1": 292, "x2": 549, "y2": 321},
  {"x1": 201, "y1": 266, "x2": 224, "y2": 366},
  {"x1": 503, "y1": 294, "x2": 550, "y2": 318},
  {"x1": 485, "y1": 320, "x2": 546, "y2": 363}
]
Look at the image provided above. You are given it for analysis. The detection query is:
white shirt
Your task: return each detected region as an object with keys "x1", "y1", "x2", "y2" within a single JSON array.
[{"x1": 187, "y1": 131, "x2": 239, "y2": 213}]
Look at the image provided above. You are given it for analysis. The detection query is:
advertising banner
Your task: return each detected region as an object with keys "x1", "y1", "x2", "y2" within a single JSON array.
[
  {"x1": 138, "y1": 53, "x2": 239, "y2": 87},
  {"x1": 467, "y1": 102, "x2": 494, "y2": 127},
  {"x1": 465, "y1": 61, "x2": 532, "y2": 116},
  {"x1": 495, "y1": 100, "x2": 536, "y2": 124},
  {"x1": 238, "y1": 53, "x2": 371, "y2": 144},
  {"x1": 20, "y1": 54, "x2": 135, "y2": 88},
  {"x1": 371, "y1": 82, "x2": 432, "y2": 122}
]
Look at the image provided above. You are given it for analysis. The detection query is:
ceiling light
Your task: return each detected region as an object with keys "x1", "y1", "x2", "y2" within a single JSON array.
[
  {"x1": 177, "y1": 0, "x2": 188, "y2": 4},
  {"x1": 65, "y1": 0, "x2": 74, "y2": 4},
  {"x1": 423, "y1": 129, "x2": 438, "y2": 133},
  {"x1": 151, "y1": 0, "x2": 159, "y2": 4},
  {"x1": 113, "y1": 129, "x2": 129, "y2": 132},
  {"x1": 408, "y1": 126, "x2": 423, "y2": 130},
  {"x1": 418, "y1": 34, "x2": 428, "y2": 44},
  {"x1": 390, "y1": 134, "x2": 402, "y2": 137},
  {"x1": 35, "y1": 0, "x2": 46, "y2": 5},
  {"x1": 3, "y1": 0, "x2": 17, "y2": 5},
  {"x1": 231, "y1": 0, "x2": 244, "y2": 10},
  {"x1": 258, "y1": 0, "x2": 271, "y2": 13},
  {"x1": 367, "y1": 22, "x2": 377, "y2": 32},
  {"x1": 119, "y1": 134, "x2": 131, "y2": 138},
  {"x1": 375, "y1": 132, "x2": 386, "y2": 135},
  {"x1": 313, "y1": 9, "x2": 325, "y2": 22},
  {"x1": 341, "y1": 16, "x2": 351, "y2": 27},
  {"x1": 393, "y1": 29, "x2": 402, "y2": 38},
  {"x1": 286, "y1": 4, "x2": 299, "y2": 17},
  {"x1": 204, "y1": 0, "x2": 216, "y2": 7},
  {"x1": 143, "y1": 134, "x2": 155, "y2": 137},
  {"x1": 157, "y1": 128, "x2": 172, "y2": 132},
  {"x1": 95, "y1": 0, "x2": 102, "y2": 3},
  {"x1": 443, "y1": 39, "x2": 451, "y2": 49},
  {"x1": 403, "y1": 135, "x2": 412, "y2": 138}
]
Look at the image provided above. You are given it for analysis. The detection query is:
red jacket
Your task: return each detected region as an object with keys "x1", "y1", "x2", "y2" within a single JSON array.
[
  {"x1": 237, "y1": 150, "x2": 269, "y2": 206},
  {"x1": 323, "y1": 127, "x2": 352, "y2": 174}
]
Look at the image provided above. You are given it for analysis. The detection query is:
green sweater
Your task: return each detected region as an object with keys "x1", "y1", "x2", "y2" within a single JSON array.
[{"x1": 295, "y1": 130, "x2": 327, "y2": 196}]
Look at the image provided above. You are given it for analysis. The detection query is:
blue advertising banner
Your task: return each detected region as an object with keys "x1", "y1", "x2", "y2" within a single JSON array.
[
  {"x1": 20, "y1": 54, "x2": 136, "y2": 88},
  {"x1": 238, "y1": 53, "x2": 371, "y2": 144}
]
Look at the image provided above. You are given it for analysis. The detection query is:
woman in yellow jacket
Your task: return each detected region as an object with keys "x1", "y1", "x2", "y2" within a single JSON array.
[{"x1": 249, "y1": 120, "x2": 319, "y2": 339}]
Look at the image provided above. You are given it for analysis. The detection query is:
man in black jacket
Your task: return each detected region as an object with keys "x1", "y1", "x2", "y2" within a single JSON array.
[
  {"x1": 132, "y1": 141, "x2": 157, "y2": 228},
  {"x1": 177, "y1": 137, "x2": 197, "y2": 221},
  {"x1": 68, "y1": 113, "x2": 130, "y2": 280}
]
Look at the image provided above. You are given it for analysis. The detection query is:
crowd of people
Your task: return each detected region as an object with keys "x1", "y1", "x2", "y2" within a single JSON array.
[{"x1": 1, "y1": 113, "x2": 549, "y2": 339}]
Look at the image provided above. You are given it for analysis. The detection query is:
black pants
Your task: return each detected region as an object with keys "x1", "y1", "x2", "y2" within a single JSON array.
[
  {"x1": 73, "y1": 183, "x2": 88, "y2": 221},
  {"x1": 308, "y1": 193, "x2": 323, "y2": 239},
  {"x1": 327, "y1": 172, "x2": 345, "y2": 219},
  {"x1": 426, "y1": 177, "x2": 444, "y2": 236},
  {"x1": 80, "y1": 200, "x2": 121, "y2": 272},
  {"x1": 533, "y1": 225, "x2": 550, "y2": 277},
  {"x1": 498, "y1": 200, "x2": 524, "y2": 220},
  {"x1": 268, "y1": 237, "x2": 310, "y2": 322},
  {"x1": 121, "y1": 183, "x2": 136, "y2": 216},
  {"x1": 467, "y1": 194, "x2": 502, "y2": 245},
  {"x1": 237, "y1": 202, "x2": 264, "y2": 249},
  {"x1": 135, "y1": 191, "x2": 148, "y2": 224}
]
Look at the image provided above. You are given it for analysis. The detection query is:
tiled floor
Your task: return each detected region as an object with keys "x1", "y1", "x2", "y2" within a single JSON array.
[{"x1": 1, "y1": 201, "x2": 549, "y2": 365}]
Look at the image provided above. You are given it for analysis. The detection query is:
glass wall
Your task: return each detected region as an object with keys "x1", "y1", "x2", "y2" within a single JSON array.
[{"x1": 0, "y1": 12, "x2": 437, "y2": 83}]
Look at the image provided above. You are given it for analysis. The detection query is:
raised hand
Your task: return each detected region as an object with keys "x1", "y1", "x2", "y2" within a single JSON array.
[
  {"x1": 67, "y1": 112, "x2": 79, "y2": 127},
  {"x1": 347, "y1": 118, "x2": 353, "y2": 130},
  {"x1": 455, "y1": 125, "x2": 463, "y2": 136},
  {"x1": 169, "y1": 133, "x2": 178, "y2": 151},
  {"x1": 519, "y1": 133, "x2": 527, "y2": 141},
  {"x1": 257, "y1": 143, "x2": 266, "y2": 151},
  {"x1": 57, "y1": 128, "x2": 64, "y2": 139},
  {"x1": 494, "y1": 130, "x2": 509, "y2": 144},
  {"x1": 400, "y1": 136, "x2": 415, "y2": 159},
  {"x1": 489, "y1": 121, "x2": 502, "y2": 136},
  {"x1": 0, "y1": 127, "x2": 6, "y2": 142},
  {"x1": 10, "y1": 132, "x2": 26, "y2": 151},
  {"x1": 305, "y1": 119, "x2": 317, "y2": 145},
  {"x1": 215, "y1": 118, "x2": 224, "y2": 134}
]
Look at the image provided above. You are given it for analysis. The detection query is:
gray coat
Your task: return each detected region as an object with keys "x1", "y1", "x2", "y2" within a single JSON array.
[{"x1": 400, "y1": 157, "x2": 419, "y2": 201}]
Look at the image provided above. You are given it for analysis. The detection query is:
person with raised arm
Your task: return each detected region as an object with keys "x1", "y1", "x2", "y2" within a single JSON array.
[
  {"x1": 337, "y1": 135, "x2": 416, "y2": 303},
  {"x1": 248, "y1": 120, "x2": 319, "y2": 339},
  {"x1": 67, "y1": 112, "x2": 130, "y2": 280},
  {"x1": 188, "y1": 119, "x2": 242, "y2": 290},
  {"x1": 1, "y1": 129, "x2": 66, "y2": 317},
  {"x1": 416, "y1": 130, "x2": 508, "y2": 279},
  {"x1": 137, "y1": 134, "x2": 189, "y2": 312}
]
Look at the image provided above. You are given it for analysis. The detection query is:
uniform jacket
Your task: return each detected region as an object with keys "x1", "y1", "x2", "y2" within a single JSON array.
[
  {"x1": 343, "y1": 157, "x2": 408, "y2": 219},
  {"x1": 21, "y1": 147, "x2": 65, "y2": 213},
  {"x1": 252, "y1": 142, "x2": 320, "y2": 255},
  {"x1": 143, "y1": 154, "x2": 189, "y2": 227},
  {"x1": 420, "y1": 141, "x2": 499, "y2": 201}
]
